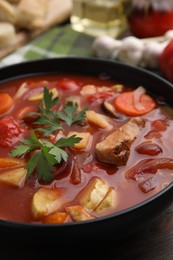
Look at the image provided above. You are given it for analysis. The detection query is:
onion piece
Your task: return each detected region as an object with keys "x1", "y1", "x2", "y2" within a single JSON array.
[
  {"x1": 125, "y1": 158, "x2": 173, "y2": 180},
  {"x1": 133, "y1": 86, "x2": 146, "y2": 111}
]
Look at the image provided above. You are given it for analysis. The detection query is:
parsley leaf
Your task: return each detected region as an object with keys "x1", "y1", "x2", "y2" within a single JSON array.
[
  {"x1": 25, "y1": 87, "x2": 62, "y2": 137},
  {"x1": 57, "y1": 101, "x2": 87, "y2": 126},
  {"x1": 25, "y1": 87, "x2": 87, "y2": 135},
  {"x1": 10, "y1": 87, "x2": 87, "y2": 183},
  {"x1": 10, "y1": 131, "x2": 82, "y2": 183},
  {"x1": 55, "y1": 135, "x2": 82, "y2": 147},
  {"x1": 40, "y1": 87, "x2": 58, "y2": 113}
]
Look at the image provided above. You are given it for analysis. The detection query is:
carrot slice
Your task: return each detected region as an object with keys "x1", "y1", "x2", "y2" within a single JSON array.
[
  {"x1": 0, "y1": 157, "x2": 25, "y2": 168},
  {"x1": 114, "y1": 91, "x2": 156, "y2": 116},
  {"x1": 0, "y1": 93, "x2": 14, "y2": 114},
  {"x1": 43, "y1": 211, "x2": 68, "y2": 224}
]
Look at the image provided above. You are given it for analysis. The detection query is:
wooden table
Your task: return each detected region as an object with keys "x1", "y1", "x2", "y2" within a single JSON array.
[{"x1": 0, "y1": 23, "x2": 173, "y2": 260}]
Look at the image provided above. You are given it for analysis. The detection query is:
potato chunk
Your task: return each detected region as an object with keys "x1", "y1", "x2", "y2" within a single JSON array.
[
  {"x1": 0, "y1": 167, "x2": 27, "y2": 187},
  {"x1": 68, "y1": 131, "x2": 92, "y2": 150},
  {"x1": 95, "y1": 187, "x2": 116, "y2": 212},
  {"x1": 80, "y1": 84, "x2": 97, "y2": 95},
  {"x1": 79, "y1": 178, "x2": 108, "y2": 210},
  {"x1": 28, "y1": 88, "x2": 58, "y2": 101},
  {"x1": 66, "y1": 205, "x2": 94, "y2": 222},
  {"x1": 32, "y1": 188, "x2": 62, "y2": 218},
  {"x1": 79, "y1": 177, "x2": 116, "y2": 212},
  {"x1": 86, "y1": 110, "x2": 112, "y2": 129}
]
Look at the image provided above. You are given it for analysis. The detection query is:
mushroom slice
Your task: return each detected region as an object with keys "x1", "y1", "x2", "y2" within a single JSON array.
[{"x1": 102, "y1": 100, "x2": 124, "y2": 119}]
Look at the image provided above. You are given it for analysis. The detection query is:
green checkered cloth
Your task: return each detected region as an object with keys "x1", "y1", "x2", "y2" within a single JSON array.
[{"x1": 0, "y1": 24, "x2": 95, "y2": 67}]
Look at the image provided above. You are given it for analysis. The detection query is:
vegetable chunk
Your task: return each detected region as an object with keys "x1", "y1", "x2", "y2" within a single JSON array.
[
  {"x1": 66, "y1": 205, "x2": 94, "y2": 221},
  {"x1": 28, "y1": 88, "x2": 58, "y2": 101},
  {"x1": 95, "y1": 187, "x2": 116, "y2": 212},
  {"x1": 86, "y1": 110, "x2": 112, "y2": 129},
  {"x1": 68, "y1": 131, "x2": 92, "y2": 150},
  {"x1": 43, "y1": 211, "x2": 68, "y2": 224},
  {"x1": 32, "y1": 188, "x2": 62, "y2": 218},
  {"x1": 79, "y1": 177, "x2": 116, "y2": 212},
  {"x1": 0, "y1": 167, "x2": 27, "y2": 187}
]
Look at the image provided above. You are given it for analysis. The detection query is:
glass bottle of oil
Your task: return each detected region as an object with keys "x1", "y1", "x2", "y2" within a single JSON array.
[{"x1": 70, "y1": 0, "x2": 131, "y2": 38}]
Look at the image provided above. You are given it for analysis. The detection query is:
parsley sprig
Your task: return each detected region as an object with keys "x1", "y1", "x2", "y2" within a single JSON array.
[
  {"x1": 26, "y1": 87, "x2": 87, "y2": 136},
  {"x1": 10, "y1": 131, "x2": 81, "y2": 182},
  {"x1": 26, "y1": 87, "x2": 62, "y2": 137},
  {"x1": 57, "y1": 101, "x2": 87, "y2": 126},
  {"x1": 10, "y1": 86, "x2": 87, "y2": 182}
]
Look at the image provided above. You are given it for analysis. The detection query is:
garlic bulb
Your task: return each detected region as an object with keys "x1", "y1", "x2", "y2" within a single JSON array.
[
  {"x1": 117, "y1": 36, "x2": 145, "y2": 66},
  {"x1": 92, "y1": 35, "x2": 121, "y2": 59},
  {"x1": 91, "y1": 30, "x2": 173, "y2": 69}
]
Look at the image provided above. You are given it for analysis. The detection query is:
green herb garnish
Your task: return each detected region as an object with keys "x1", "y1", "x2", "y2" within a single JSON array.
[
  {"x1": 26, "y1": 87, "x2": 62, "y2": 137},
  {"x1": 10, "y1": 131, "x2": 81, "y2": 182},
  {"x1": 10, "y1": 86, "x2": 87, "y2": 182},
  {"x1": 26, "y1": 87, "x2": 87, "y2": 136},
  {"x1": 57, "y1": 101, "x2": 88, "y2": 126}
]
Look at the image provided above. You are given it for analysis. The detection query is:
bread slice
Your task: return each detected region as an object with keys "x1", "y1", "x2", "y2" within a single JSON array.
[
  {"x1": 0, "y1": 22, "x2": 15, "y2": 48},
  {"x1": 0, "y1": 0, "x2": 16, "y2": 24}
]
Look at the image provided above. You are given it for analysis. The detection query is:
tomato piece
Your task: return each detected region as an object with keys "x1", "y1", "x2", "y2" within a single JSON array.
[
  {"x1": 159, "y1": 39, "x2": 173, "y2": 83},
  {"x1": 128, "y1": 10, "x2": 173, "y2": 38},
  {"x1": 57, "y1": 79, "x2": 80, "y2": 91},
  {"x1": 0, "y1": 93, "x2": 14, "y2": 114},
  {"x1": 88, "y1": 92, "x2": 115, "y2": 103},
  {"x1": 114, "y1": 92, "x2": 156, "y2": 116},
  {"x1": 0, "y1": 116, "x2": 24, "y2": 147},
  {"x1": 70, "y1": 159, "x2": 81, "y2": 185},
  {"x1": 27, "y1": 80, "x2": 49, "y2": 89}
]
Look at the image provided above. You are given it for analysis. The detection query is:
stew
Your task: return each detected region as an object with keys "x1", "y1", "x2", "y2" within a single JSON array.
[{"x1": 0, "y1": 73, "x2": 173, "y2": 224}]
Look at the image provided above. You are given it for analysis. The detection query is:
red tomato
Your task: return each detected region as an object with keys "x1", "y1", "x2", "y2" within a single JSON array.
[
  {"x1": 159, "y1": 39, "x2": 173, "y2": 83},
  {"x1": 128, "y1": 10, "x2": 173, "y2": 38},
  {"x1": 88, "y1": 92, "x2": 115, "y2": 103},
  {"x1": 0, "y1": 116, "x2": 24, "y2": 147},
  {"x1": 57, "y1": 79, "x2": 80, "y2": 91}
]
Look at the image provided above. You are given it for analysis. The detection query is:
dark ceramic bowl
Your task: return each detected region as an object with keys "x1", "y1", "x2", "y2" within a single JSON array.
[{"x1": 0, "y1": 57, "x2": 173, "y2": 243}]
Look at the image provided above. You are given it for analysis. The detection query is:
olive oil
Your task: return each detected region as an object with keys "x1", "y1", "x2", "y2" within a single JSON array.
[{"x1": 70, "y1": 0, "x2": 131, "y2": 38}]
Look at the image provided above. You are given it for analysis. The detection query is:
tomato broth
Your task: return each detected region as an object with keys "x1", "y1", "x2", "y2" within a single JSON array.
[{"x1": 0, "y1": 73, "x2": 173, "y2": 224}]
